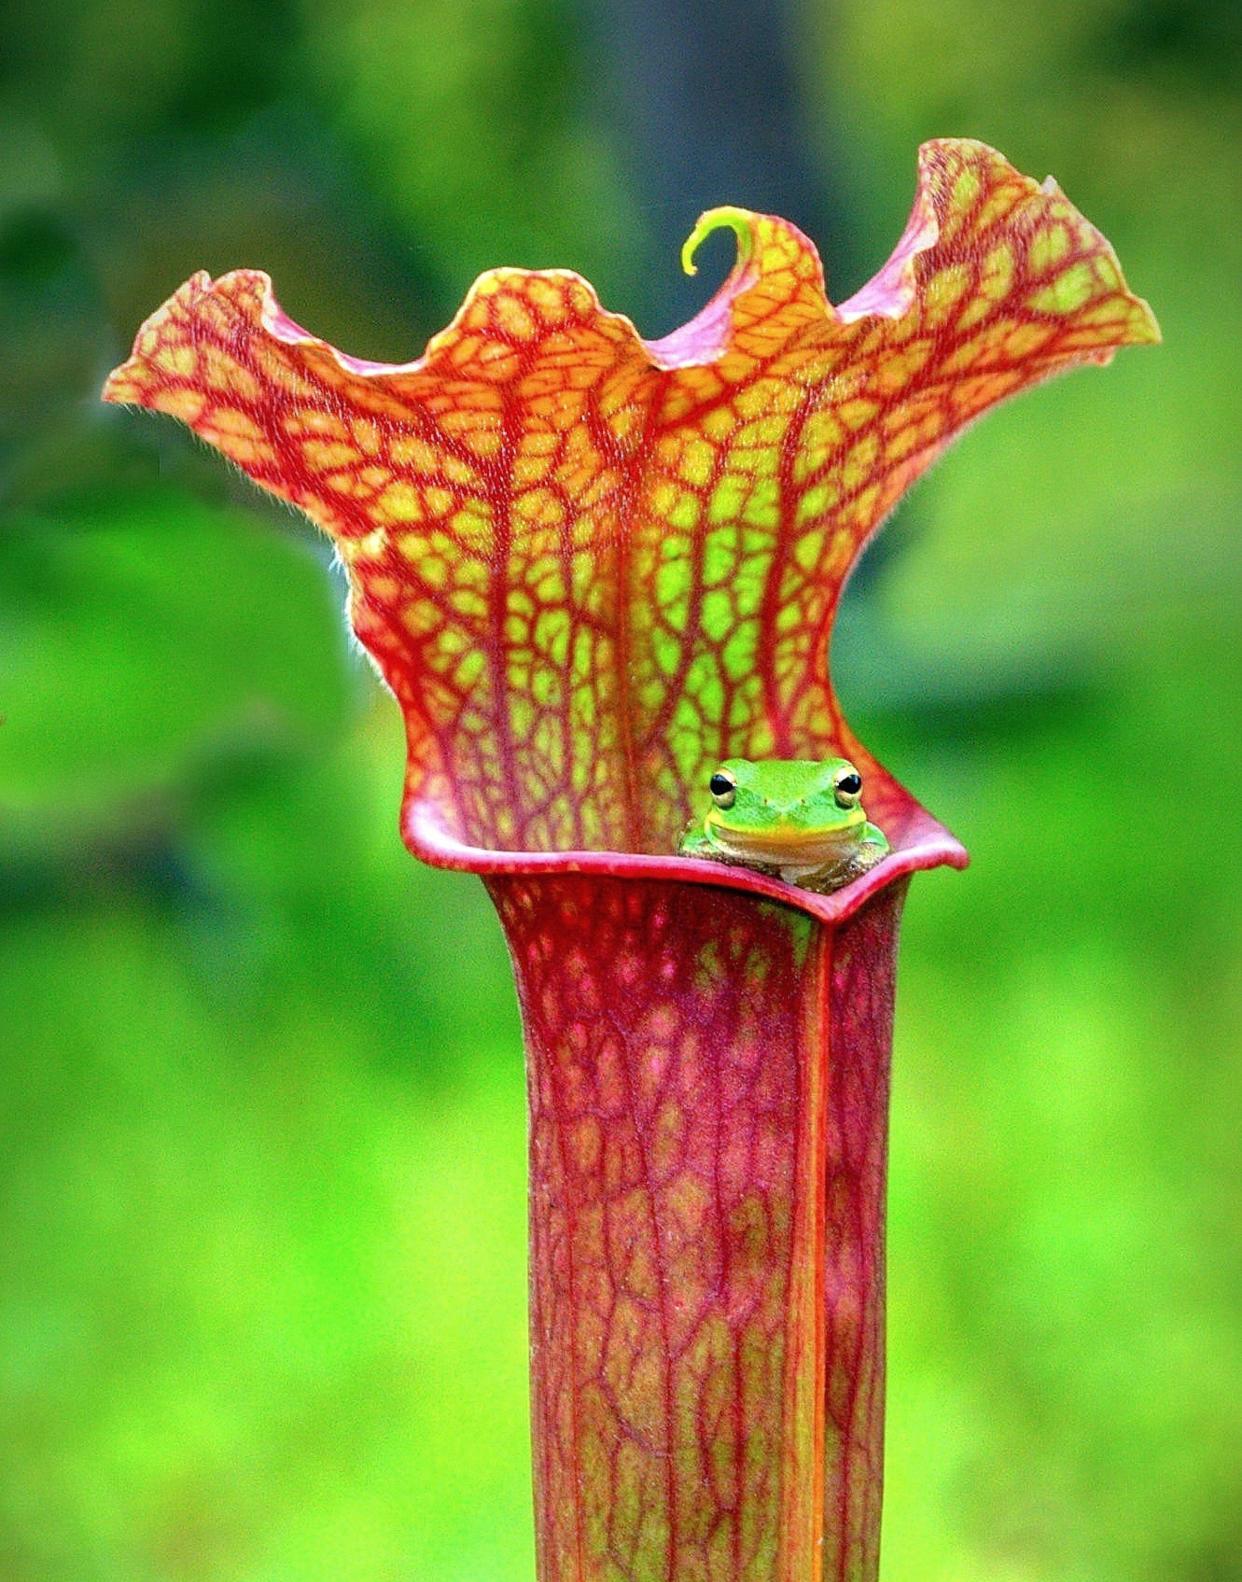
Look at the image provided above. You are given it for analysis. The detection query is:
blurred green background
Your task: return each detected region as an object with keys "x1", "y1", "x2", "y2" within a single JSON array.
[{"x1": 2, "y1": 1, "x2": 1240, "y2": 1579}]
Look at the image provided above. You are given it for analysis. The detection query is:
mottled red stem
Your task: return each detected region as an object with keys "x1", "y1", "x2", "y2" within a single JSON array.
[{"x1": 494, "y1": 873, "x2": 903, "y2": 1582}]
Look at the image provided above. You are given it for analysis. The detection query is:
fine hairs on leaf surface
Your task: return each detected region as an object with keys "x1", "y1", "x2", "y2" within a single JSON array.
[{"x1": 104, "y1": 138, "x2": 1158, "y2": 1582}]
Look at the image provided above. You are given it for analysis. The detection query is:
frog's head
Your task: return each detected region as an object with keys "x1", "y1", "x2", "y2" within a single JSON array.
[{"x1": 700, "y1": 757, "x2": 870, "y2": 863}]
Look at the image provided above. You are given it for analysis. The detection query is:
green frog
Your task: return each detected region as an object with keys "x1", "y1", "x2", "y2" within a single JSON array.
[{"x1": 678, "y1": 758, "x2": 890, "y2": 893}]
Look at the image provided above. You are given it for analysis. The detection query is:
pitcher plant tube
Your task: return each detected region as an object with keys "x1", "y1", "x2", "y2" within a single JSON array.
[{"x1": 104, "y1": 140, "x2": 1158, "y2": 1582}]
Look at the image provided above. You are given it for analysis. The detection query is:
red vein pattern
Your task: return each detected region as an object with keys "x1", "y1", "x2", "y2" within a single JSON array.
[
  {"x1": 104, "y1": 139, "x2": 1157, "y2": 1582},
  {"x1": 503, "y1": 875, "x2": 903, "y2": 1582},
  {"x1": 103, "y1": 139, "x2": 1156, "y2": 887}
]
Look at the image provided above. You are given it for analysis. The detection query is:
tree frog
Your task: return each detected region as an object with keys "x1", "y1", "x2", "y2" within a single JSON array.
[{"x1": 678, "y1": 758, "x2": 890, "y2": 893}]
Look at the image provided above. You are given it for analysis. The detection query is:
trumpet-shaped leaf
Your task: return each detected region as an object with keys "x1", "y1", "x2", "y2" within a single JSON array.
[{"x1": 105, "y1": 139, "x2": 1157, "y2": 1581}]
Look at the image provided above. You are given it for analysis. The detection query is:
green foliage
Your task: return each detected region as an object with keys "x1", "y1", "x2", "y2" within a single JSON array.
[
  {"x1": 1, "y1": 492, "x2": 349, "y2": 820},
  {"x1": 1, "y1": 1, "x2": 1238, "y2": 1578}
]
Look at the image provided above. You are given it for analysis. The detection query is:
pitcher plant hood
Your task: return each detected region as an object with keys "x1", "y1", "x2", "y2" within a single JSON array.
[{"x1": 103, "y1": 137, "x2": 1157, "y2": 924}]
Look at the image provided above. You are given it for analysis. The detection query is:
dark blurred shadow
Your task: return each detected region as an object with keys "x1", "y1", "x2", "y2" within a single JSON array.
[{"x1": 579, "y1": 0, "x2": 840, "y2": 332}]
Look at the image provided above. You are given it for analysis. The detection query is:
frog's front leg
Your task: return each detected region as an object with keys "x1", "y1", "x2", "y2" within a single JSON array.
[
  {"x1": 677, "y1": 823, "x2": 716, "y2": 859},
  {"x1": 793, "y1": 823, "x2": 891, "y2": 893},
  {"x1": 678, "y1": 823, "x2": 780, "y2": 878},
  {"x1": 841, "y1": 821, "x2": 891, "y2": 881}
]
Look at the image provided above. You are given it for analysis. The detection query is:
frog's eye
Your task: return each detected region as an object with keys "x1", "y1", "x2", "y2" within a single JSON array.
[
  {"x1": 708, "y1": 769, "x2": 736, "y2": 809},
  {"x1": 832, "y1": 766, "x2": 863, "y2": 809}
]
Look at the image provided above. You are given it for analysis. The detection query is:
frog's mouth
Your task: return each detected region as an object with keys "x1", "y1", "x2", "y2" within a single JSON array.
[{"x1": 704, "y1": 812, "x2": 866, "y2": 865}]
